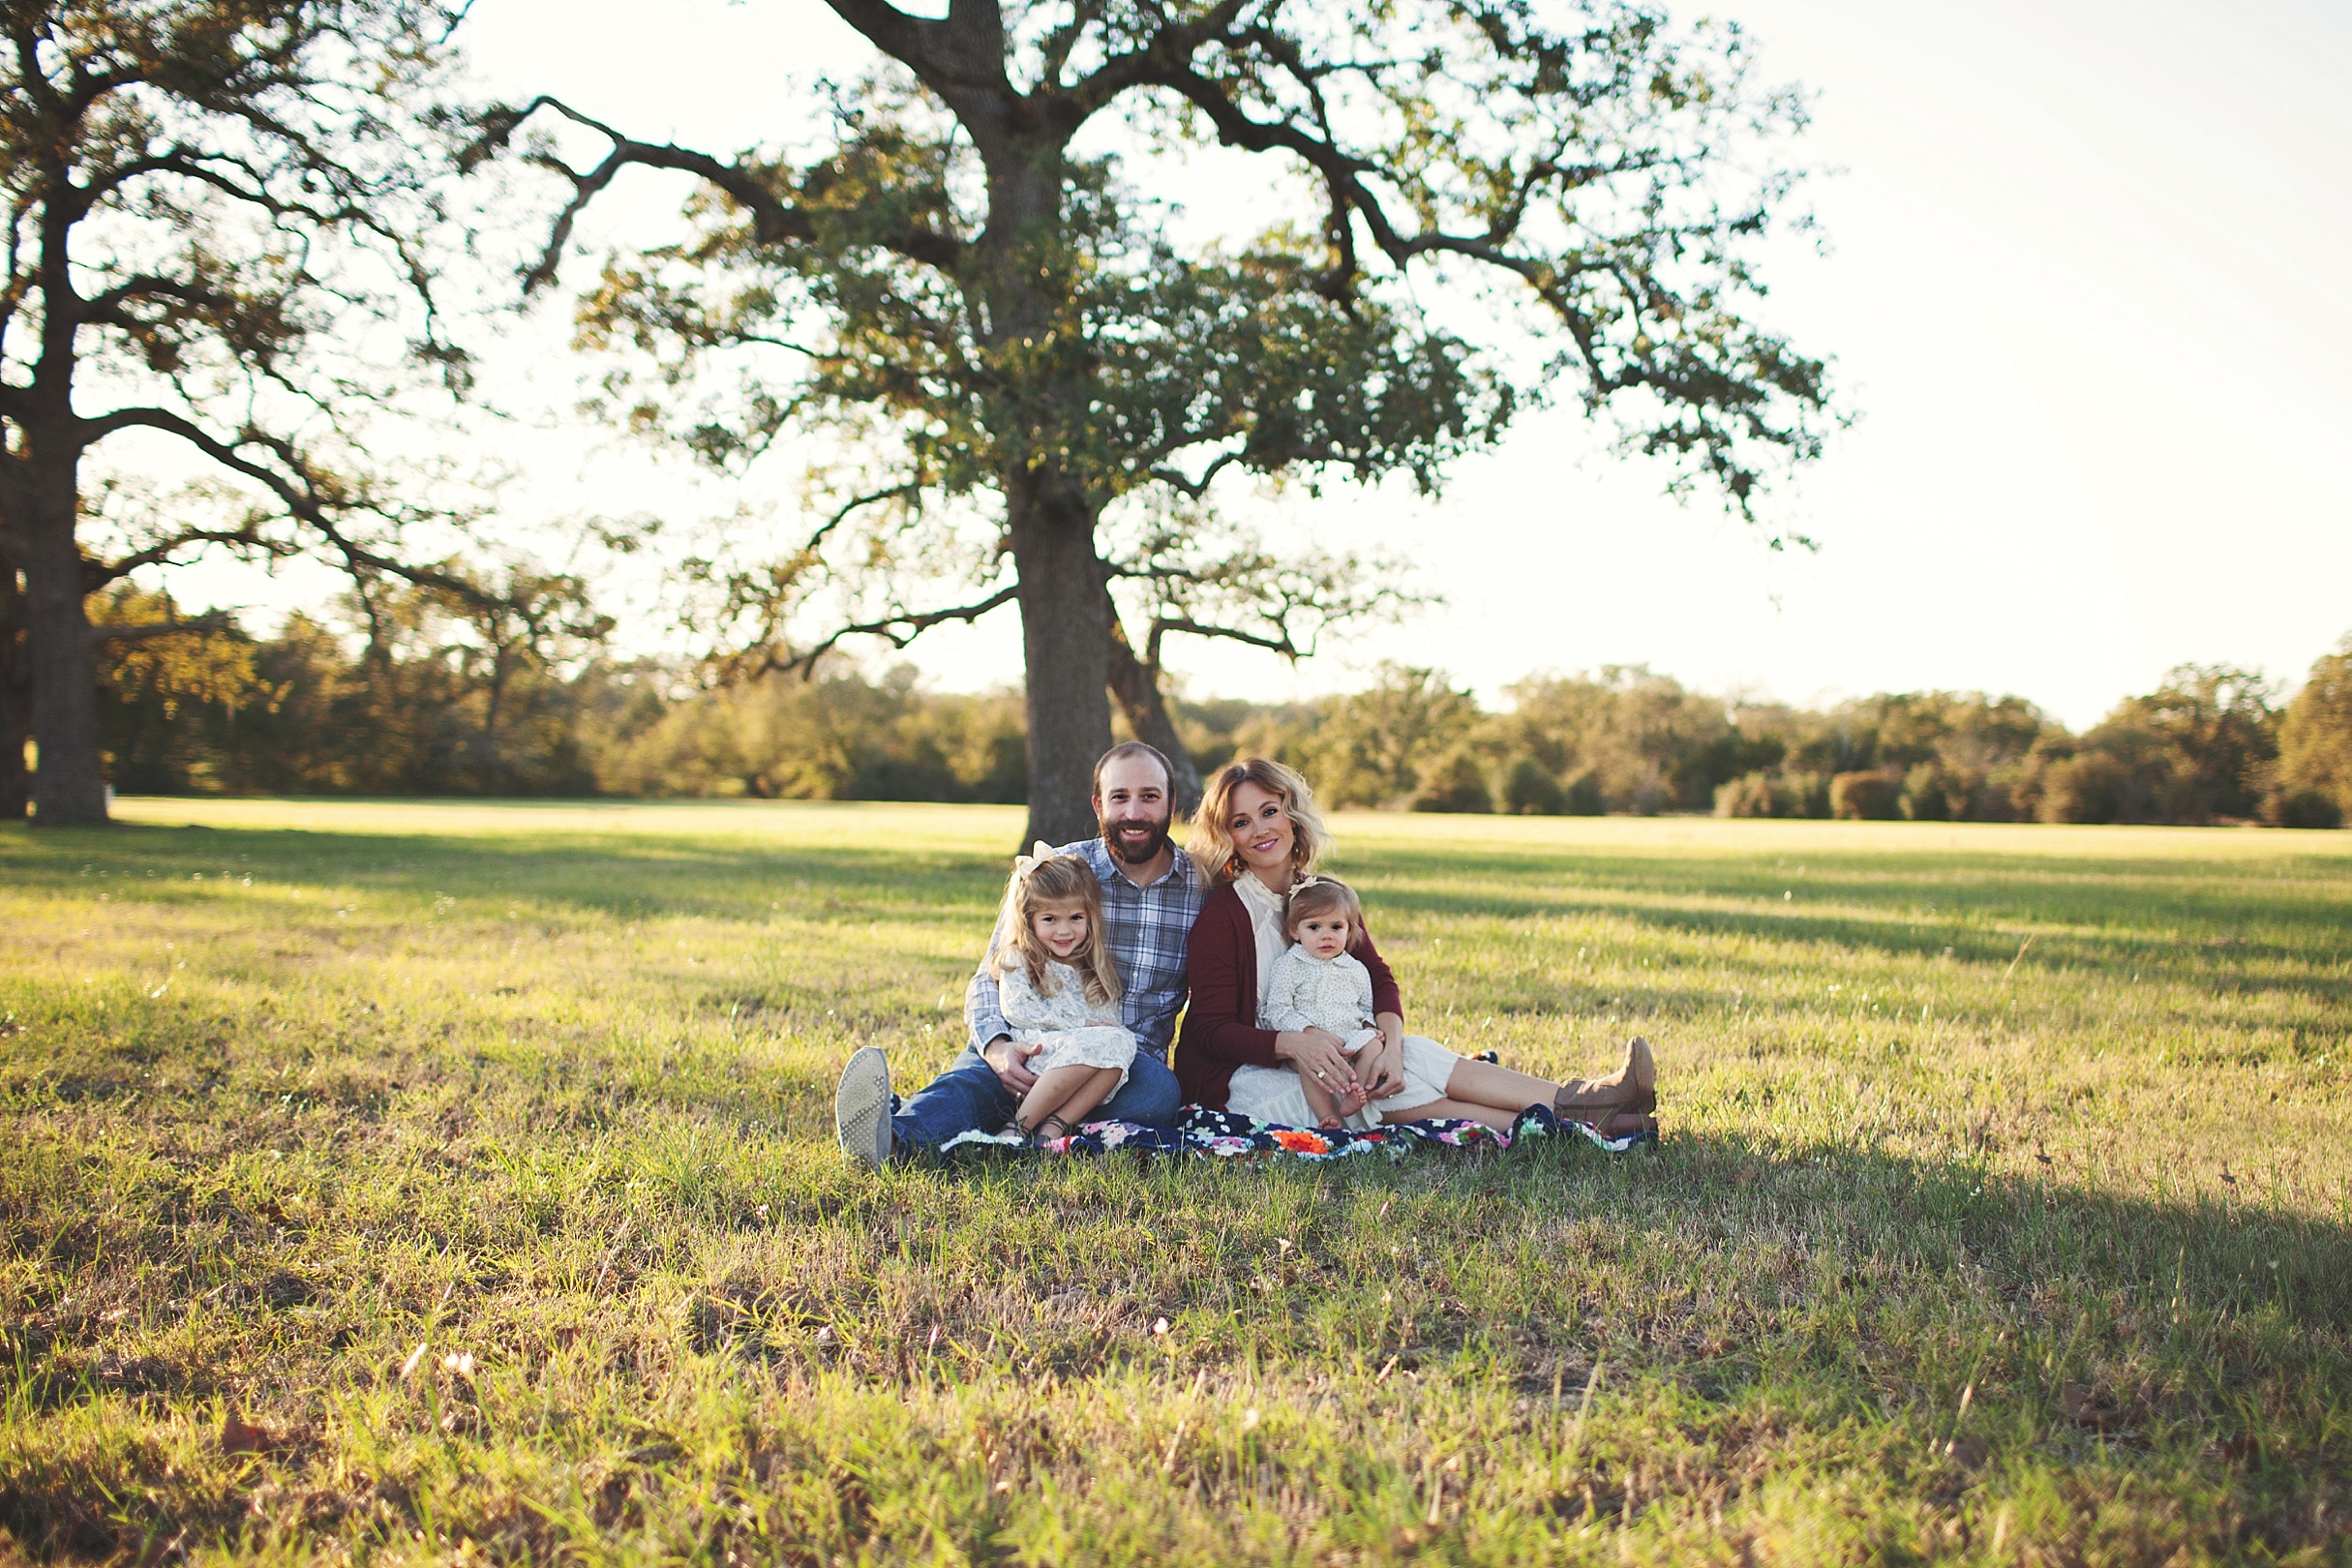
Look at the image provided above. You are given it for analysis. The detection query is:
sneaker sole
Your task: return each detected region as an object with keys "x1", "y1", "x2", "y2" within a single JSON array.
[{"x1": 834, "y1": 1046, "x2": 892, "y2": 1167}]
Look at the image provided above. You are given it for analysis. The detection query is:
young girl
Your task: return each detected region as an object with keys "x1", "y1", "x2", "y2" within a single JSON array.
[
  {"x1": 1259, "y1": 878, "x2": 1384, "y2": 1127},
  {"x1": 987, "y1": 845, "x2": 1137, "y2": 1144}
]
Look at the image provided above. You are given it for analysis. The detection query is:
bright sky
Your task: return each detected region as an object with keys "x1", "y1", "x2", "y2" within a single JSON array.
[{"x1": 225, "y1": 0, "x2": 2352, "y2": 729}]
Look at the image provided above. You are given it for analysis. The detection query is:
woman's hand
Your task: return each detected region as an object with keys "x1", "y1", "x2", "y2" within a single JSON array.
[
  {"x1": 1358, "y1": 1041, "x2": 1403, "y2": 1100},
  {"x1": 1274, "y1": 1027, "x2": 1357, "y2": 1101}
]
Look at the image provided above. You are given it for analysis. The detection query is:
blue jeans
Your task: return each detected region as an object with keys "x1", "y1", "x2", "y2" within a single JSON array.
[{"x1": 890, "y1": 1044, "x2": 1184, "y2": 1154}]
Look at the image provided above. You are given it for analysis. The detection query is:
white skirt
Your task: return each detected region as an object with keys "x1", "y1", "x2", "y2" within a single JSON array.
[
  {"x1": 1018, "y1": 1025, "x2": 1135, "y2": 1093},
  {"x1": 1225, "y1": 1035, "x2": 1461, "y2": 1129}
]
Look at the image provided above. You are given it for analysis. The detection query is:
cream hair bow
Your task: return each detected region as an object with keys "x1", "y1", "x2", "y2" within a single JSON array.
[{"x1": 1012, "y1": 840, "x2": 1057, "y2": 879}]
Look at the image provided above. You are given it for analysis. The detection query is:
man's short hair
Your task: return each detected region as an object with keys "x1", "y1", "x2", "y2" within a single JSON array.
[{"x1": 1093, "y1": 740, "x2": 1174, "y2": 799}]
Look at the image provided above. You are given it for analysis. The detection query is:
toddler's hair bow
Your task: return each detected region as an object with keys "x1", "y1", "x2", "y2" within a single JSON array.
[{"x1": 1012, "y1": 840, "x2": 1057, "y2": 879}]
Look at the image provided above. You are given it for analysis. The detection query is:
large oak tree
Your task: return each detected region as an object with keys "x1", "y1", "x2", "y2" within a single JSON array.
[
  {"x1": 0, "y1": 0, "x2": 487, "y2": 823},
  {"x1": 486, "y1": 0, "x2": 1833, "y2": 842}
]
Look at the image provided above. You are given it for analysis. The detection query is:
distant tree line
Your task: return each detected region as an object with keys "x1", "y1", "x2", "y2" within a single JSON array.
[{"x1": 87, "y1": 590, "x2": 2352, "y2": 829}]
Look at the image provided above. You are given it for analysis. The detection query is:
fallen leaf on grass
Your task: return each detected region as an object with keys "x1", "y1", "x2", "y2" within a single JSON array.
[{"x1": 221, "y1": 1411, "x2": 278, "y2": 1455}]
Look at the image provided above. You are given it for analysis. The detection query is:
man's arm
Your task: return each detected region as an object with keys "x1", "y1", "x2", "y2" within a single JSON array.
[
  {"x1": 964, "y1": 901, "x2": 1017, "y2": 1049},
  {"x1": 963, "y1": 909, "x2": 1040, "y2": 1094}
]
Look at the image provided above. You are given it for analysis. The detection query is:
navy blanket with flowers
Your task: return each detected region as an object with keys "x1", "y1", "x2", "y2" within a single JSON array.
[{"x1": 936, "y1": 1101, "x2": 1654, "y2": 1161}]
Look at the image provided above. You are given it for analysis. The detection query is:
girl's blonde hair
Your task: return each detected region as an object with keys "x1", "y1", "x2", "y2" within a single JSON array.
[
  {"x1": 1284, "y1": 876, "x2": 1363, "y2": 942},
  {"x1": 988, "y1": 849, "x2": 1122, "y2": 1006},
  {"x1": 1186, "y1": 757, "x2": 1334, "y2": 885}
]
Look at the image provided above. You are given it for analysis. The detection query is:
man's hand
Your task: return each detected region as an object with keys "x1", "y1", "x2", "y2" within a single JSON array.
[{"x1": 982, "y1": 1035, "x2": 1041, "y2": 1096}]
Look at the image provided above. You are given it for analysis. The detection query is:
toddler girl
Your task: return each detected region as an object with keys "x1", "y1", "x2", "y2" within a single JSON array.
[
  {"x1": 1257, "y1": 877, "x2": 1393, "y2": 1127},
  {"x1": 987, "y1": 845, "x2": 1137, "y2": 1144}
]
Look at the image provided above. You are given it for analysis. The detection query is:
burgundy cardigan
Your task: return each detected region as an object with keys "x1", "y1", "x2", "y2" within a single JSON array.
[{"x1": 1174, "y1": 880, "x2": 1404, "y2": 1109}]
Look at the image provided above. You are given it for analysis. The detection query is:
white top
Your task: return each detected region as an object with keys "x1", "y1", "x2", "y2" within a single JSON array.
[
  {"x1": 996, "y1": 958, "x2": 1114, "y2": 1034},
  {"x1": 1233, "y1": 871, "x2": 1292, "y2": 1028},
  {"x1": 1264, "y1": 945, "x2": 1376, "y2": 1037}
]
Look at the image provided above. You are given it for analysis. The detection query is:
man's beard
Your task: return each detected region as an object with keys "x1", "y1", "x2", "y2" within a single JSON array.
[{"x1": 1100, "y1": 812, "x2": 1172, "y2": 866}]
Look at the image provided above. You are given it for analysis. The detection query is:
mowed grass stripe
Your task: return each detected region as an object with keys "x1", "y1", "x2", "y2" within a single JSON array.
[{"x1": 2, "y1": 799, "x2": 2347, "y2": 1563}]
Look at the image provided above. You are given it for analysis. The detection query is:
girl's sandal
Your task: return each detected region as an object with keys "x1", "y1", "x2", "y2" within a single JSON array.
[{"x1": 1030, "y1": 1114, "x2": 1070, "y2": 1150}]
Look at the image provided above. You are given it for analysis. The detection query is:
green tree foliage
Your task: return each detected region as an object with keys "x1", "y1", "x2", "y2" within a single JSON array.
[
  {"x1": 2276, "y1": 635, "x2": 2352, "y2": 828},
  {"x1": 1283, "y1": 665, "x2": 1482, "y2": 809},
  {"x1": 101, "y1": 580, "x2": 617, "y2": 796},
  {"x1": 1498, "y1": 667, "x2": 1765, "y2": 814},
  {"x1": 474, "y1": 0, "x2": 1835, "y2": 841},
  {"x1": 606, "y1": 667, "x2": 1024, "y2": 803},
  {"x1": 97, "y1": 594, "x2": 1022, "y2": 803},
  {"x1": 2044, "y1": 666, "x2": 2277, "y2": 826},
  {"x1": 2079, "y1": 667, "x2": 2277, "y2": 827},
  {"x1": 98, "y1": 592, "x2": 2352, "y2": 833}
]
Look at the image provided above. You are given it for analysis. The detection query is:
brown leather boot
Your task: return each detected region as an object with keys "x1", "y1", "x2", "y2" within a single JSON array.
[
  {"x1": 1554, "y1": 1036, "x2": 1657, "y2": 1123},
  {"x1": 1593, "y1": 1109, "x2": 1659, "y2": 1140}
]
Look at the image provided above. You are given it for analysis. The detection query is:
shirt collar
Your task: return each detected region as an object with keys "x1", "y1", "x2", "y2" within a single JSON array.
[{"x1": 1075, "y1": 834, "x2": 1193, "y2": 891}]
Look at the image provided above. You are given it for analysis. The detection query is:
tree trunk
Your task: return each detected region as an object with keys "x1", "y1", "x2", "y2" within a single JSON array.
[
  {"x1": 0, "y1": 559, "x2": 29, "y2": 820},
  {"x1": 1009, "y1": 469, "x2": 1112, "y2": 845},
  {"x1": 21, "y1": 529, "x2": 106, "y2": 822},
  {"x1": 1104, "y1": 600, "x2": 1202, "y2": 817},
  {"x1": 18, "y1": 468, "x2": 107, "y2": 823}
]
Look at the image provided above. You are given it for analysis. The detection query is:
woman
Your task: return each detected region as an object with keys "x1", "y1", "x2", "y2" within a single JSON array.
[{"x1": 1174, "y1": 757, "x2": 1656, "y2": 1133}]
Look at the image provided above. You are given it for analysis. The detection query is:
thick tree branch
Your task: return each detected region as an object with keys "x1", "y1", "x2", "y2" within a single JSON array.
[
  {"x1": 805, "y1": 481, "x2": 925, "y2": 556},
  {"x1": 89, "y1": 614, "x2": 236, "y2": 645},
  {"x1": 75, "y1": 405, "x2": 492, "y2": 605},
  {"x1": 473, "y1": 95, "x2": 963, "y2": 293},
  {"x1": 87, "y1": 527, "x2": 298, "y2": 588},
  {"x1": 821, "y1": 0, "x2": 947, "y2": 71},
  {"x1": 767, "y1": 583, "x2": 1018, "y2": 676},
  {"x1": 1103, "y1": 592, "x2": 1202, "y2": 813},
  {"x1": 1151, "y1": 615, "x2": 1298, "y2": 660},
  {"x1": 1091, "y1": 46, "x2": 1614, "y2": 328},
  {"x1": 75, "y1": 274, "x2": 217, "y2": 319}
]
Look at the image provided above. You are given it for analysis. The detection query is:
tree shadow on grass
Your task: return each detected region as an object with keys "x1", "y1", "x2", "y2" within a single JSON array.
[
  {"x1": 1341, "y1": 841, "x2": 2352, "y2": 1008},
  {"x1": 0, "y1": 820, "x2": 1017, "y2": 928}
]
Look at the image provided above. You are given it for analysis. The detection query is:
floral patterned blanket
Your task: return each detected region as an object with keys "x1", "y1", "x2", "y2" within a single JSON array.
[{"x1": 936, "y1": 1101, "x2": 1654, "y2": 1161}]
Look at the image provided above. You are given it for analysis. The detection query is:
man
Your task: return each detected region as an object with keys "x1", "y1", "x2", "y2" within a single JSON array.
[{"x1": 832, "y1": 741, "x2": 1204, "y2": 1164}]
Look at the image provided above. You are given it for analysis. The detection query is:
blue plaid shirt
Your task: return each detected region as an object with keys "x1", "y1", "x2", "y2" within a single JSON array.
[{"x1": 965, "y1": 836, "x2": 1204, "y2": 1060}]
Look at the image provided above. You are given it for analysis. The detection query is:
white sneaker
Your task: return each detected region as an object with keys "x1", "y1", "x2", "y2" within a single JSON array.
[{"x1": 833, "y1": 1046, "x2": 892, "y2": 1167}]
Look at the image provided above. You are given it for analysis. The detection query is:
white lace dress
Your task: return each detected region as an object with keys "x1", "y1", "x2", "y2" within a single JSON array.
[{"x1": 997, "y1": 959, "x2": 1136, "y2": 1091}]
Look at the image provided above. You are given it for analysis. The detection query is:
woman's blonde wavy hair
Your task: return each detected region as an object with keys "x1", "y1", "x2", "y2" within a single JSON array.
[
  {"x1": 1187, "y1": 757, "x2": 1334, "y2": 886},
  {"x1": 987, "y1": 851, "x2": 1122, "y2": 1006}
]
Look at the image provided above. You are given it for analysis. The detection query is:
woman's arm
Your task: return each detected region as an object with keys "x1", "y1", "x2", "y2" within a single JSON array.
[
  {"x1": 1352, "y1": 926, "x2": 1404, "y2": 1021},
  {"x1": 1181, "y1": 899, "x2": 1282, "y2": 1070},
  {"x1": 1346, "y1": 936, "x2": 1407, "y2": 1097}
]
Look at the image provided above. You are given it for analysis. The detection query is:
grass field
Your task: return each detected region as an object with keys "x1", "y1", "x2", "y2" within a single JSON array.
[{"x1": 3, "y1": 799, "x2": 2348, "y2": 1565}]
